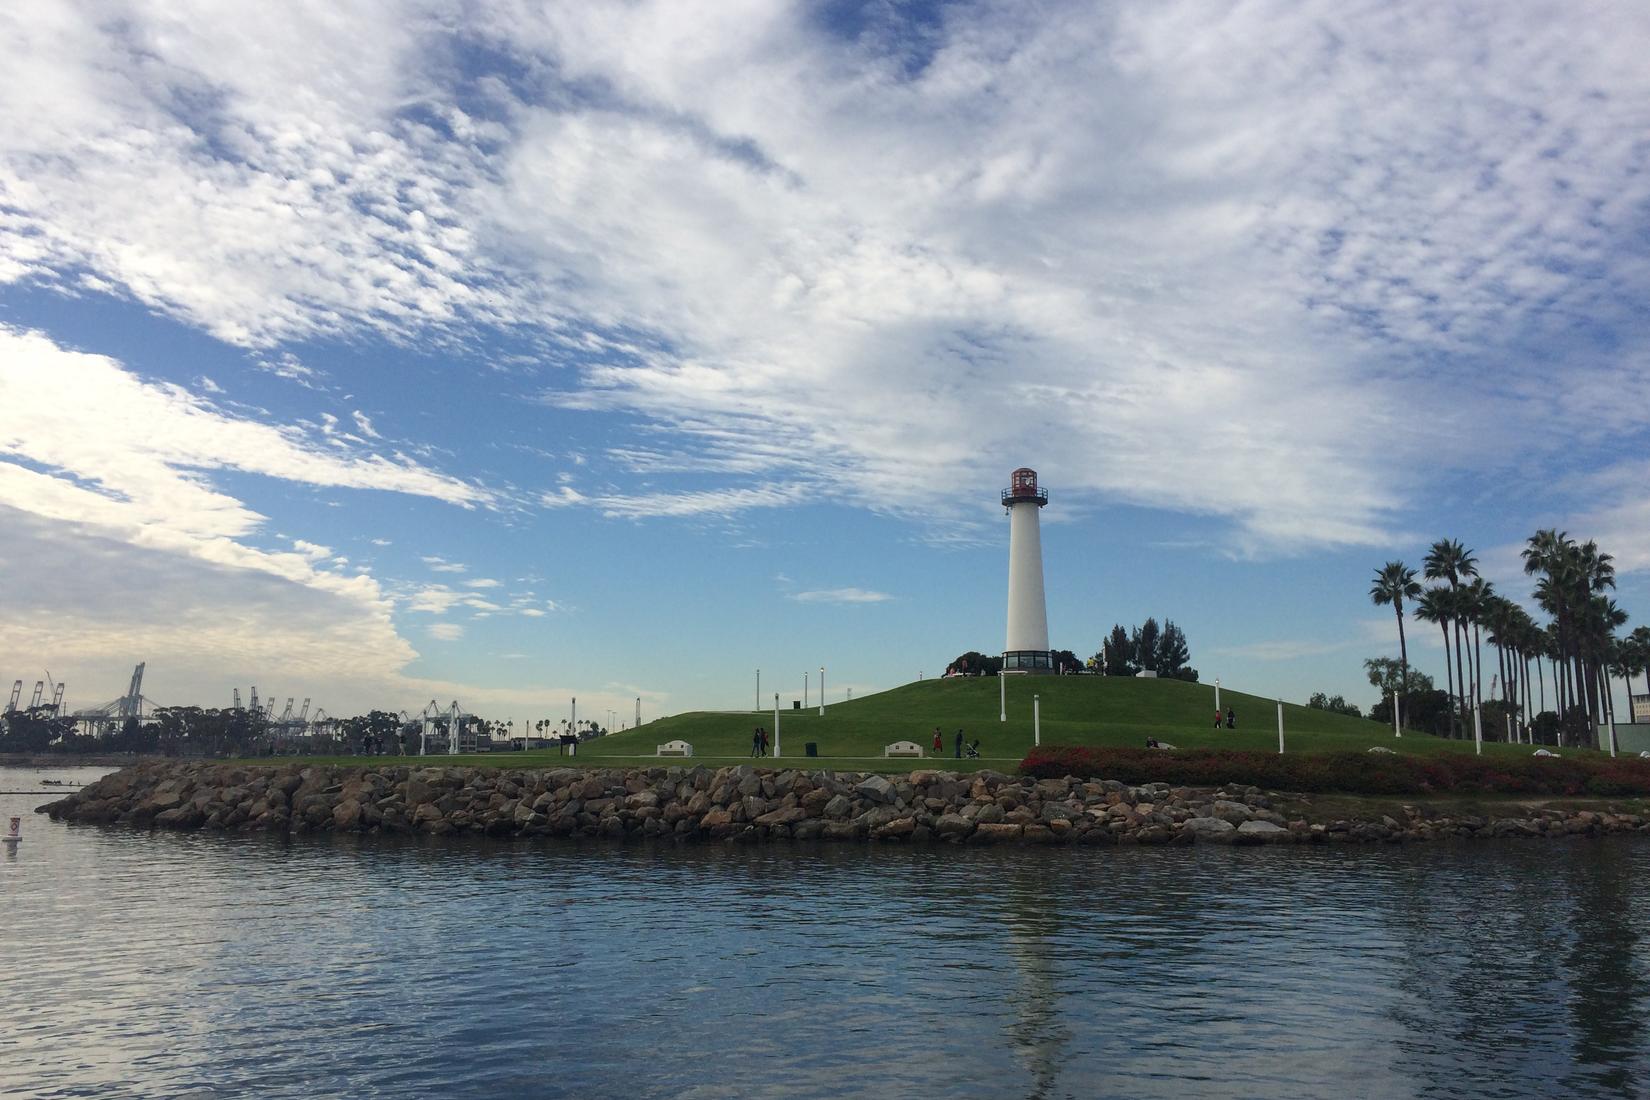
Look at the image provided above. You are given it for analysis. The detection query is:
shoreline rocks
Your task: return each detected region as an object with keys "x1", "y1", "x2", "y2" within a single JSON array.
[{"x1": 36, "y1": 761, "x2": 1650, "y2": 846}]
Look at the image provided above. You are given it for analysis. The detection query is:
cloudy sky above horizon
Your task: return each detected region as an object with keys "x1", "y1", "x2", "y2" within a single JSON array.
[{"x1": 2, "y1": 0, "x2": 1648, "y2": 723}]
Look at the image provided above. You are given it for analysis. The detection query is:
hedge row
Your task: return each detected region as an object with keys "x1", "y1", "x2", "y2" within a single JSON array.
[{"x1": 1019, "y1": 746, "x2": 1650, "y2": 797}]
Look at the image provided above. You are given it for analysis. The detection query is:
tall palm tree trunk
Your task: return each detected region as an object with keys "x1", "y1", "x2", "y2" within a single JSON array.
[
  {"x1": 1472, "y1": 621, "x2": 1485, "y2": 712},
  {"x1": 1453, "y1": 619, "x2": 1469, "y2": 736},
  {"x1": 1395, "y1": 605, "x2": 1410, "y2": 730},
  {"x1": 1438, "y1": 619, "x2": 1456, "y2": 736}
]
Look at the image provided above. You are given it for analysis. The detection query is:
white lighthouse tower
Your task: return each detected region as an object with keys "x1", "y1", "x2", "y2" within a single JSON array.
[{"x1": 1002, "y1": 467, "x2": 1052, "y2": 673}]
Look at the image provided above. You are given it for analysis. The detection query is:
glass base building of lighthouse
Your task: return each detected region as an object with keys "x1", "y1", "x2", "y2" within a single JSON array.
[{"x1": 1001, "y1": 467, "x2": 1053, "y2": 673}]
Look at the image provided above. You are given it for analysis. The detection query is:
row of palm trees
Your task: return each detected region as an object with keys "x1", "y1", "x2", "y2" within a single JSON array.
[{"x1": 1371, "y1": 531, "x2": 1650, "y2": 747}]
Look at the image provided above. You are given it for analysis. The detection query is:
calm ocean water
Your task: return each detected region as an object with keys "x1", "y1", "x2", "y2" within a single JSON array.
[{"x1": 3, "y1": 764, "x2": 1649, "y2": 1099}]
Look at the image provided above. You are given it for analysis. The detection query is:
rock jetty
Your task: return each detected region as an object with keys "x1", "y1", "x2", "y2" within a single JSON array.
[{"x1": 37, "y1": 760, "x2": 1650, "y2": 845}]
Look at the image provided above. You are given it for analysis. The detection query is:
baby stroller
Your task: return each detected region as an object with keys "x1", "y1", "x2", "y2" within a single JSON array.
[{"x1": 964, "y1": 740, "x2": 981, "y2": 759}]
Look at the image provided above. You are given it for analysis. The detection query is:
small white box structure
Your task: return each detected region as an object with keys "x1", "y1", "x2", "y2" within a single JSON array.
[
  {"x1": 656, "y1": 740, "x2": 693, "y2": 757},
  {"x1": 883, "y1": 740, "x2": 924, "y2": 758}
]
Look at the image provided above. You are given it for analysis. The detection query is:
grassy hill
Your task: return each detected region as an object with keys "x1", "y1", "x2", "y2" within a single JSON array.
[{"x1": 564, "y1": 675, "x2": 1548, "y2": 771}]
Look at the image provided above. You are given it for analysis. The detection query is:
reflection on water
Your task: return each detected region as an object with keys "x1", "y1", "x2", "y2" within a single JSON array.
[{"x1": 4, "y1": 766, "x2": 1650, "y2": 1099}]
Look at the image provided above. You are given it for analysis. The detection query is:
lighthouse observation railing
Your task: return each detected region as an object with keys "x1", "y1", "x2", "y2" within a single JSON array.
[{"x1": 1002, "y1": 486, "x2": 1048, "y2": 506}]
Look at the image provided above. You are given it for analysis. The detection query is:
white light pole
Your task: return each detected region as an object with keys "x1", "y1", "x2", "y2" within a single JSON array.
[
  {"x1": 1393, "y1": 690, "x2": 1401, "y2": 738},
  {"x1": 636, "y1": 696, "x2": 641, "y2": 729},
  {"x1": 847, "y1": 688, "x2": 853, "y2": 703},
  {"x1": 1276, "y1": 699, "x2": 1285, "y2": 754},
  {"x1": 805, "y1": 671, "x2": 809, "y2": 709},
  {"x1": 1214, "y1": 678, "x2": 1221, "y2": 711},
  {"x1": 773, "y1": 692, "x2": 781, "y2": 758},
  {"x1": 819, "y1": 666, "x2": 825, "y2": 716},
  {"x1": 571, "y1": 696, "x2": 576, "y2": 734},
  {"x1": 1472, "y1": 699, "x2": 1482, "y2": 756},
  {"x1": 1033, "y1": 694, "x2": 1041, "y2": 747},
  {"x1": 1607, "y1": 711, "x2": 1618, "y2": 758},
  {"x1": 999, "y1": 672, "x2": 1006, "y2": 722}
]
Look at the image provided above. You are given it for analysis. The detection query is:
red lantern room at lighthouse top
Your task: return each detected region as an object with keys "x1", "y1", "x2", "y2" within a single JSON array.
[{"x1": 1002, "y1": 467, "x2": 1048, "y2": 509}]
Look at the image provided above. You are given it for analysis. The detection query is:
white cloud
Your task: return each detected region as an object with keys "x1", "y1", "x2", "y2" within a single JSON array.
[
  {"x1": 0, "y1": 2, "x2": 1646, "y2": 556},
  {"x1": 428, "y1": 623, "x2": 464, "y2": 641},
  {"x1": 352, "y1": 410, "x2": 381, "y2": 438},
  {"x1": 789, "y1": 587, "x2": 894, "y2": 605},
  {"x1": 463, "y1": 578, "x2": 502, "y2": 589},
  {"x1": 197, "y1": 376, "x2": 224, "y2": 394},
  {"x1": 421, "y1": 555, "x2": 467, "y2": 573},
  {"x1": 0, "y1": 328, "x2": 489, "y2": 589},
  {"x1": 593, "y1": 483, "x2": 806, "y2": 519},
  {"x1": 371, "y1": 538, "x2": 392, "y2": 546}
]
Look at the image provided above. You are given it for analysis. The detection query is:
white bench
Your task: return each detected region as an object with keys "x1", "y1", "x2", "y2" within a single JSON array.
[
  {"x1": 884, "y1": 740, "x2": 924, "y2": 758},
  {"x1": 656, "y1": 740, "x2": 693, "y2": 757}
]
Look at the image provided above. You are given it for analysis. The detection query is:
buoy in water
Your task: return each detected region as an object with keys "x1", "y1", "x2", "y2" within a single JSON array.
[{"x1": 2, "y1": 816, "x2": 20, "y2": 845}]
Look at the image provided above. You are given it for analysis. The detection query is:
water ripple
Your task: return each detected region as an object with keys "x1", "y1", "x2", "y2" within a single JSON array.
[{"x1": 4, "y1": 767, "x2": 1650, "y2": 1099}]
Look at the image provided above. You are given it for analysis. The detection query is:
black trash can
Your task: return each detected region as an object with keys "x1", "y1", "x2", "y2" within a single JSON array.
[{"x1": 804, "y1": 742, "x2": 818, "y2": 758}]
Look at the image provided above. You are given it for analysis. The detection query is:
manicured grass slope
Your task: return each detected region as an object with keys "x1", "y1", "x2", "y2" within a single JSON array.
[{"x1": 576, "y1": 675, "x2": 1545, "y2": 766}]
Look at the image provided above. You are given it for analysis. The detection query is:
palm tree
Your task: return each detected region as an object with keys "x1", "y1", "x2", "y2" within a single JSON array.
[
  {"x1": 1370, "y1": 561, "x2": 1421, "y2": 728},
  {"x1": 1414, "y1": 587, "x2": 1456, "y2": 736},
  {"x1": 1630, "y1": 626, "x2": 1650, "y2": 701},
  {"x1": 1425, "y1": 539, "x2": 1477, "y2": 725},
  {"x1": 1463, "y1": 577, "x2": 1494, "y2": 709}
]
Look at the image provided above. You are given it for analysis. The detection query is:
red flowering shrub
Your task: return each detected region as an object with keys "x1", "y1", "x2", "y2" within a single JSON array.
[{"x1": 1018, "y1": 745, "x2": 1650, "y2": 797}]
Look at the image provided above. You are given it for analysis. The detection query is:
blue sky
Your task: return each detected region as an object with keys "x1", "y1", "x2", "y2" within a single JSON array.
[{"x1": 2, "y1": 0, "x2": 1648, "y2": 724}]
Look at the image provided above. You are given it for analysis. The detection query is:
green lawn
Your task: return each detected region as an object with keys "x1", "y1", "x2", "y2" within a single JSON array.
[{"x1": 268, "y1": 676, "x2": 1576, "y2": 773}]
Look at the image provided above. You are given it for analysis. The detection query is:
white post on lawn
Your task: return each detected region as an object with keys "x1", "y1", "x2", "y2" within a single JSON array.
[
  {"x1": 1215, "y1": 678, "x2": 1221, "y2": 711},
  {"x1": 1393, "y1": 690, "x2": 1401, "y2": 738},
  {"x1": 1277, "y1": 699, "x2": 1284, "y2": 754},
  {"x1": 819, "y1": 666, "x2": 825, "y2": 717},
  {"x1": 999, "y1": 672, "x2": 1007, "y2": 722},
  {"x1": 1473, "y1": 699, "x2": 1482, "y2": 756},
  {"x1": 1034, "y1": 694, "x2": 1041, "y2": 747},
  {"x1": 1607, "y1": 712, "x2": 1618, "y2": 758},
  {"x1": 773, "y1": 692, "x2": 781, "y2": 759},
  {"x1": 805, "y1": 671, "x2": 809, "y2": 709}
]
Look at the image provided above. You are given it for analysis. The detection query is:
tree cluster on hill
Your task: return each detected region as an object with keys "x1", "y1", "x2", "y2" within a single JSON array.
[
  {"x1": 949, "y1": 619, "x2": 1197, "y2": 680},
  {"x1": 1091, "y1": 618, "x2": 1198, "y2": 681},
  {"x1": 1307, "y1": 692, "x2": 1362, "y2": 718}
]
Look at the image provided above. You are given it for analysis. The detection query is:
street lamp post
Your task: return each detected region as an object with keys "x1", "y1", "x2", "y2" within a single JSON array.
[
  {"x1": 999, "y1": 672, "x2": 1006, "y2": 723},
  {"x1": 1215, "y1": 677, "x2": 1221, "y2": 711},
  {"x1": 819, "y1": 666, "x2": 825, "y2": 717},
  {"x1": 1276, "y1": 700, "x2": 1285, "y2": 754},
  {"x1": 773, "y1": 692, "x2": 781, "y2": 758},
  {"x1": 1033, "y1": 694, "x2": 1040, "y2": 747}
]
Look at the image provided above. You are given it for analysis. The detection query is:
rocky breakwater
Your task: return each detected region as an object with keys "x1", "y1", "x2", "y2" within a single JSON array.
[{"x1": 38, "y1": 760, "x2": 1650, "y2": 845}]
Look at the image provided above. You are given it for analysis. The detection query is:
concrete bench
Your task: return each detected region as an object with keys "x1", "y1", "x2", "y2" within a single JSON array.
[
  {"x1": 656, "y1": 740, "x2": 693, "y2": 757},
  {"x1": 884, "y1": 740, "x2": 924, "y2": 758}
]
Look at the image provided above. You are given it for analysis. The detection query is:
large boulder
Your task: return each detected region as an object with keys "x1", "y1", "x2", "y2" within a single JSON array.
[
  {"x1": 1235, "y1": 820, "x2": 1290, "y2": 843},
  {"x1": 854, "y1": 775, "x2": 896, "y2": 804},
  {"x1": 1183, "y1": 817, "x2": 1236, "y2": 842}
]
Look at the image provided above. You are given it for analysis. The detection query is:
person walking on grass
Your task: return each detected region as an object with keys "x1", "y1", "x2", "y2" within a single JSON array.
[
  {"x1": 931, "y1": 727, "x2": 943, "y2": 754},
  {"x1": 751, "y1": 727, "x2": 763, "y2": 758},
  {"x1": 955, "y1": 729, "x2": 964, "y2": 759}
]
